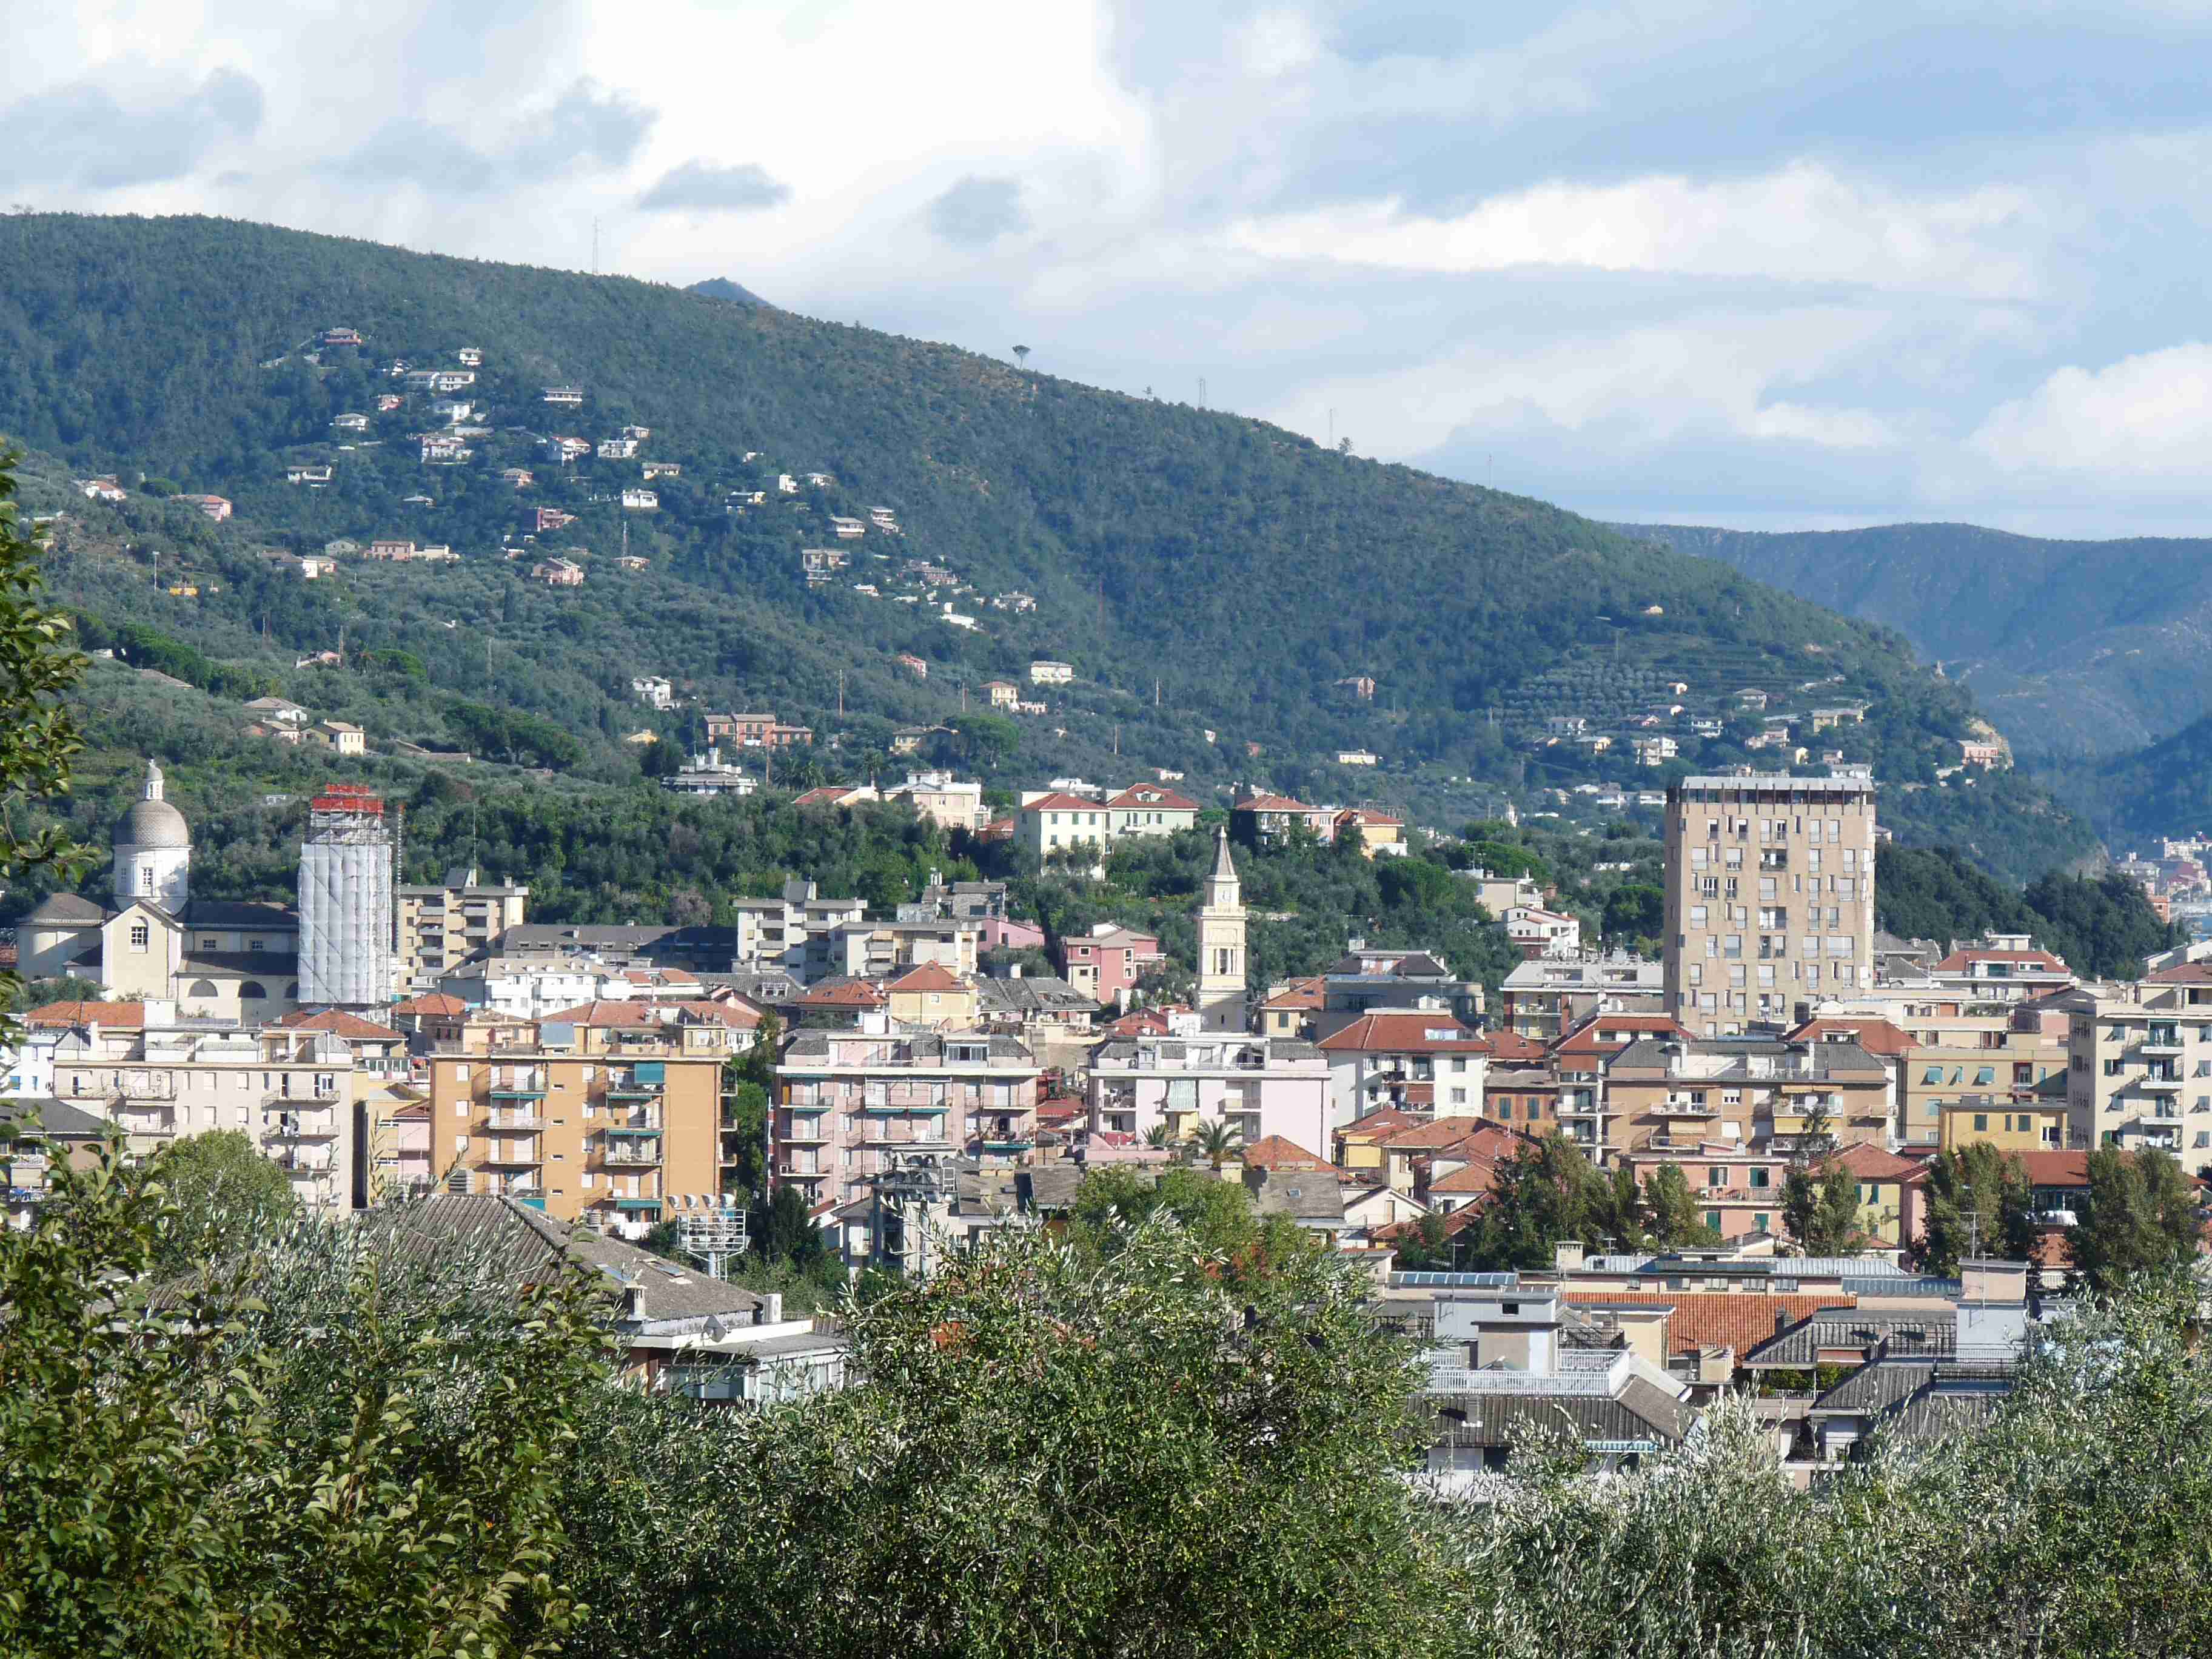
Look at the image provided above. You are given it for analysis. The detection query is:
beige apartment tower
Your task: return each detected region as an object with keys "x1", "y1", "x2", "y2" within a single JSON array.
[{"x1": 1663, "y1": 773, "x2": 1877, "y2": 1037}]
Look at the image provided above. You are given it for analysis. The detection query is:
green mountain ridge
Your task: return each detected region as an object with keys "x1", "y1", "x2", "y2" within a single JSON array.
[
  {"x1": 1614, "y1": 520, "x2": 2212, "y2": 766},
  {"x1": 0, "y1": 213, "x2": 2099, "y2": 880}
]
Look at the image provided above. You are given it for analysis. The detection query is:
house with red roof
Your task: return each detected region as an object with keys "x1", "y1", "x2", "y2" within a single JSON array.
[
  {"x1": 1257, "y1": 976, "x2": 1326, "y2": 1039},
  {"x1": 885, "y1": 962, "x2": 977, "y2": 1027},
  {"x1": 1824, "y1": 1140, "x2": 1931, "y2": 1247},
  {"x1": 1104, "y1": 783, "x2": 1200, "y2": 839},
  {"x1": 1926, "y1": 934, "x2": 2076, "y2": 1003},
  {"x1": 792, "y1": 977, "x2": 890, "y2": 1025},
  {"x1": 1317, "y1": 1011, "x2": 1489, "y2": 1125},
  {"x1": 1231, "y1": 790, "x2": 1336, "y2": 843}
]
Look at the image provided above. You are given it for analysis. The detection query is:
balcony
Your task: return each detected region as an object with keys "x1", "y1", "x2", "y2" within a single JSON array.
[
  {"x1": 264, "y1": 1115, "x2": 342, "y2": 1141},
  {"x1": 2140, "y1": 1072, "x2": 2183, "y2": 1093},
  {"x1": 478, "y1": 1147, "x2": 543, "y2": 1169},
  {"x1": 484, "y1": 1111, "x2": 546, "y2": 1131},
  {"x1": 778, "y1": 1124, "x2": 831, "y2": 1144},
  {"x1": 605, "y1": 1085, "x2": 662, "y2": 1102},
  {"x1": 863, "y1": 1100, "x2": 950, "y2": 1117},
  {"x1": 2141, "y1": 1029, "x2": 2184, "y2": 1056},
  {"x1": 776, "y1": 1162, "x2": 829, "y2": 1181},
  {"x1": 1653, "y1": 1100, "x2": 1716, "y2": 1119},
  {"x1": 982, "y1": 1138, "x2": 1035, "y2": 1155},
  {"x1": 603, "y1": 1120, "x2": 663, "y2": 1137},
  {"x1": 601, "y1": 1145, "x2": 661, "y2": 1167},
  {"x1": 490, "y1": 1085, "x2": 548, "y2": 1102},
  {"x1": 860, "y1": 1129, "x2": 956, "y2": 1151}
]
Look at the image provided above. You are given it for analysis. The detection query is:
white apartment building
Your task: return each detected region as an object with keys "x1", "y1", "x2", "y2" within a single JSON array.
[
  {"x1": 1088, "y1": 1025, "x2": 1330, "y2": 1159},
  {"x1": 2062, "y1": 971, "x2": 2212, "y2": 1156},
  {"x1": 49, "y1": 1021, "x2": 363, "y2": 1215}
]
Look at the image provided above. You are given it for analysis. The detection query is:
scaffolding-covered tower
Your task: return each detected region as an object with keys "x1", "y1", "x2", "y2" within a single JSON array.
[{"x1": 298, "y1": 784, "x2": 395, "y2": 1009}]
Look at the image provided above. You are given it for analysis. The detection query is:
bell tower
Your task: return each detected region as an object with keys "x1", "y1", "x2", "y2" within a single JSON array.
[{"x1": 1195, "y1": 829, "x2": 1247, "y2": 1033}]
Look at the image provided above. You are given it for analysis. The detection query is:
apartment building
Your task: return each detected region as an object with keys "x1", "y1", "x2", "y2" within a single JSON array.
[
  {"x1": 731, "y1": 881, "x2": 868, "y2": 979},
  {"x1": 423, "y1": 1044, "x2": 726, "y2": 1234},
  {"x1": 1924, "y1": 935, "x2": 2075, "y2": 1005},
  {"x1": 398, "y1": 870, "x2": 531, "y2": 995},
  {"x1": 2060, "y1": 971, "x2": 2212, "y2": 1156},
  {"x1": 50, "y1": 1020, "x2": 365, "y2": 1216},
  {"x1": 1893, "y1": 1002, "x2": 2069, "y2": 1147},
  {"x1": 1315, "y1": 1011, "x2": 1489, "y2": 1126},
  {"x1": 774, "y1": 1021, "x2": 1042, "y2": 1210},
  {"x1": 1546, "y1": 1013, "x2": 1695, "y2": 1158},
  {"x1": 1498, "y1": 951, "x2": 1664, "y2": 1043},
  {"x1": 1087, "y1": 1027, "x2": 1330, "y2": 1158},
  {"x1": 1603, "y1": 1035, "x2": 1892, "y2": 1163},
  {"x1": 1621, "y1": 1140, "x2": 1795, "y2": 1241},
  {"x1": 1663, "y1": 774, "x2": 1877, "y2": 1036},
  {"x1": 811, "y1": 917, "x2": 980, "y2": 982}
]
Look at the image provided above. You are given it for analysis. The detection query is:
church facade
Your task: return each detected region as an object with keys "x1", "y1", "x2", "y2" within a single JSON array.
[{"x1": 17, "y1": 761, "x2": 304, "y2": 1023}]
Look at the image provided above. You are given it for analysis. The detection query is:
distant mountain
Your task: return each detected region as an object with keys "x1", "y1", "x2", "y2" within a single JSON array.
[
  {"x1": 0, "y1": 213, "x2": 2100, "y2": 879},
  {"x1": 685, "y1": 276, "x2": 771, "y2": 308},
  {"x1": 1614, "y1": 521, "x2": 2212, "y2": 764}
]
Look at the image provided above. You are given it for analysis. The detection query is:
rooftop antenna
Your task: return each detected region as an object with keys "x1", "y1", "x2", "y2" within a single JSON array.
[
  {"x1": 1198, "y1": 377, "x2": 1207, "y2": 408},
  {"x1": 592, "y1": 216, "x2": 600, "y2": 275}
]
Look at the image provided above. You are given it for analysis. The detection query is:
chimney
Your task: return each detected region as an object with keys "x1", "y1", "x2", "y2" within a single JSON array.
[
  {"x1": 1552, "y1": 1240, "x2": 1585, "y2": 1273},
  {"x1": 621, "y1": 1282, "x2": 644, "y2": 1321}
]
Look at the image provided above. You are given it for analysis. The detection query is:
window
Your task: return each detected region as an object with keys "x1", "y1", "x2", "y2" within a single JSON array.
[
  {"x1": 129, "y1": 923, "x2": 150, "y2": 951},
  {"x1": 2016, "y1": 1064, "x2": 2035, "y2": 1085},
  {"x1": 1974, "y1": 1113, "x2": 1988, "y2": 1131},
  {"x1": 139, "y1": 867, "x2": 153, "y2": 893},
  {"x1": 1974, "y1": 1067, "x2": 1995, "y2": 1086},
  {"x1": 1749, "y1": 1167, "x2": 1770, "y2": 1189},
  {"x1": 1705, "y1": 1210, "x2": 1722, "y2": 1229}
]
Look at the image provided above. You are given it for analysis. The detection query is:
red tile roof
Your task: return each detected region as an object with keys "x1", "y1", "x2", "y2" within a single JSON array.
[
  {"x1": 1020, "y1": 793, "x2": 1108, "y2": 814},
  {"x1": 1932, "y1": 948, "x2": 2070, "y2": 974},
  {"x1": 275, "y1": 1007, "x2": 403, "y2": 1041},
  {"x1": 1377, "y1": 1114, "x2": 1495, "y2": 1151},
  {"x1": 1552, "y1": 1013, "x2": 1694, "y2": 1056},
  {"x1": 797, "y1": 978, "x2": 888, "y2": 1007},
  {"x1": 22, "y1": 1000, "x2": 148, "y2": 1028},
  {"x1": 392, "y1": 992, "x2": 469, "y2": 1017},
  {"x1": 1335, "y1": 1110, "x2": 1434, "y2": 1151},
  {"x1": 2015, "y1": 1150, "x2": 2090, "y2": 1188},
  {"x1": 1484, "y1": 1030, "x2": 1550, "y2": 1063},
  {"x1": 1318, "y1": 1011, "x2": 1487, "y2": 1053},
  {"x1": 538, "y1": 1000, "x2": 662, "y2": 1027},
  {"x1": 887, "y1": 963, "x2": 965, "y2": 993},
  {"x1": 1787, "y1": 1016, "x2": 1918, "y2": 1056},
  {"x1": 1234, "y1": 793, "x2": 1315, "y2": 813},
  {"x1": 1259, "y1": 976, "x2": 1326, "y2": 1011},
  {"x1": 1563, "y1": 1290, "x2": 1857, "y2": 1359},
  {"x1": 1427, "y1": 1158, "x2": 1504, "y2": 1196},
  {"x1": 1335, "y1": 808, "x2": 1404, "y2": 828},
  {"x1": 1104, "y1": 785, "x2": 1199, "y2": 811},
  {"x1": 1825, "y1": 1141, "x2": 1928, "y2": 1181},
  {"x1": 1242, "y1": 1134, "x2": 1330, "y2": 1171}
]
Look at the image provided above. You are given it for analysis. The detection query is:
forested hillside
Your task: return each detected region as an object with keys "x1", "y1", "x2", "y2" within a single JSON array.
[
  {"x1": 1619, "y1": 520, "x2": 2212, "y2": 764},
  {"x1": 0, "y1": 213, "x2": 2100, "y2": 878}
]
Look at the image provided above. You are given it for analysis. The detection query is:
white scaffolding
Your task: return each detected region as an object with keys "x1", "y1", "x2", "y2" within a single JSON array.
[{"x1": 298, "y1": 786, "x2": 395, "y2": 1009}]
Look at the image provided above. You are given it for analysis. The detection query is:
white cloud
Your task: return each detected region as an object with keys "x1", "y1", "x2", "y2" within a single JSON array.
[
  {"x1": 1969, "y1": 342, "x2": 2212, "y2": 480},
  {"x1": 1264, "y1": 306, "x2": 1905, "y2": 460},
  {"x1": 1225, "y1": 163, "x2": 2045, "y2": 297}
]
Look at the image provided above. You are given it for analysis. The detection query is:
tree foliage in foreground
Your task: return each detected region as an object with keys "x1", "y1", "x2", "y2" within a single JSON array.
[{"x1": 0, "y1": 1142, "x2": 612, "y2": 1658}]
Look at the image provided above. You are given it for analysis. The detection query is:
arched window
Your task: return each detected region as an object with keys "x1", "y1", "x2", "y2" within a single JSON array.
[
  {"x1": 286, "y1": 982, "x2": 300, "y2": 999},
  {"x1": 188, "y1": 979, "x2": 219, "y2": 997},
  {"x1": 240, "y1": 981, "x2": 268, "y2": 1000}
]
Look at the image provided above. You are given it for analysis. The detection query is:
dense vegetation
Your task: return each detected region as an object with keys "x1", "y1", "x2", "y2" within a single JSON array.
[
  {"x1": 0, "y1": 213, "x2": 2101, "y2": 878},
  {"x1": 1874, "y1": 845, "x2": 2179, "y2": 977},
  {"x1": 1620, "y1": 519, "x2": 2212, "y2": 767},
  {"x1": 9, "y1": 1142, "x2": 2212, "y2": 1658}
]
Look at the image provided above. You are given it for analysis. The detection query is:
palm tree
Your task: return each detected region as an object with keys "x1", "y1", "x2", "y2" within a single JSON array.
[
  {"x1": 1142, "y1": 1123, "x2": 1170, "y2": 1149},
  {"x1": 1191, "y1": 1119, "x2": 1243, "y2": 1173}
]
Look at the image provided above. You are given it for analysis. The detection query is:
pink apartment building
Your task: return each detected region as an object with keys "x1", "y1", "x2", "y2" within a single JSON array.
[{"x1": 773, "y1": 1017, "x2": 1043, "y2": 1210}]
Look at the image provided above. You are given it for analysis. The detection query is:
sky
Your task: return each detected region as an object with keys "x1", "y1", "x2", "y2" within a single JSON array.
[{"x1": 12, "y1": 0, "x2": 2212, "y2": 538}]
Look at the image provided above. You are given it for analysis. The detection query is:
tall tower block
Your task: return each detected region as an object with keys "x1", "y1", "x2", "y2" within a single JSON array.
[
  {"x1": 298, "y1": 784, "x2": 395, "y2": 1009},
  {"x1": 1195, "y1": 828, "x2": 1248, "y2": 1033}
]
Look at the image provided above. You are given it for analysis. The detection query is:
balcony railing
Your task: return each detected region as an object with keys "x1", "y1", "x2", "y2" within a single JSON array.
[
  {"x1": 478, "y1": 1145, "x2": 543, "y2": 1168},
  {"x1": 484, "y1": 1111, "x2": 546, "y2": 1130},
  {"x1": 606, "y1": 1084, "x2": 662, "y2": 1101},
  {"x1": 601, "y1": 1145, "x2": 661, "y2": 1167},
  {"x1": 490, "y1": 1085, "x2": 548, "y2": 1101}
]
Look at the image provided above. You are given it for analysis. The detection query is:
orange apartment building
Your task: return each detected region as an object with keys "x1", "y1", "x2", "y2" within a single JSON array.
[{"x1": 424, "y1": 1045, "x2": 728, "y2": 1234}]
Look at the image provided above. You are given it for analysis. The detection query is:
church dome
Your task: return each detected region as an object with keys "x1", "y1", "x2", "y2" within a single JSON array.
[{"x1": 115, "y1": 796, "x2": 191, "y2": 850}]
